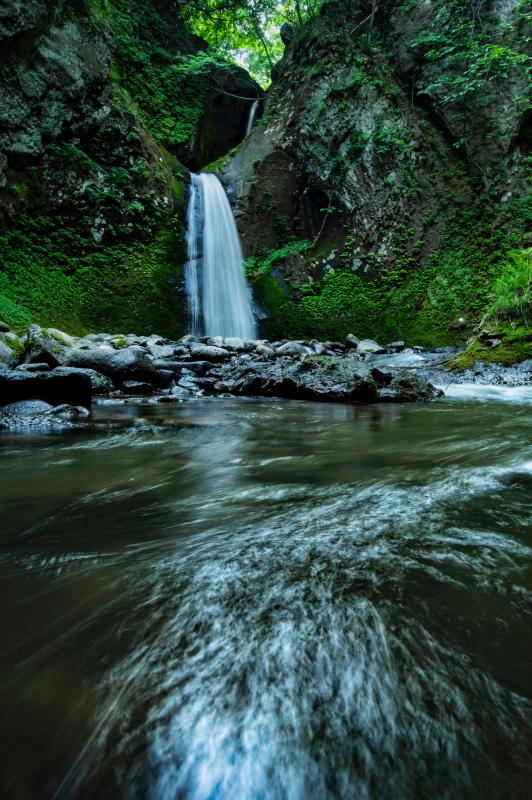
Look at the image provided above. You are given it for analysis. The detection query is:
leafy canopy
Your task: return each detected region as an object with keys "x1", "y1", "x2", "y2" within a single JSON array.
[{"x1": 177, "y1": 0, "x2": 321, "y2": 85}]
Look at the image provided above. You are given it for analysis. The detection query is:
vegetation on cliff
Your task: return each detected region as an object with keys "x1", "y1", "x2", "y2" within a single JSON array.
[{"x1": 0, "y1": 0, "x2": 530, "y2": 358}]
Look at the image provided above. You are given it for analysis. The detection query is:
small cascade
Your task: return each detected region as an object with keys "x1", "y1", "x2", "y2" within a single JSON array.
[
  {"x1": 246, "y1": 100, "x2": 259, "y2": 136},
  {"x1": 185, "y1": 173, "x2": 257, "y2": 339}
]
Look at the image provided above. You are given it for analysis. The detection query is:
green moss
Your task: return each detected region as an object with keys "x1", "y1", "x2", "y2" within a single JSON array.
[
  {"x1": 255, "y1": 196, "x2": 531, "y2": 345},
  {"x1": 448, "y1": 329, "x2": 532, "y2": 368},
  {"x1": 0, "y1": 214, "x2": 185, "y2": 338}
]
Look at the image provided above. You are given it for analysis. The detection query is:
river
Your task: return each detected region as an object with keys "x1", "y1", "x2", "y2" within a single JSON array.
[{"x1": 1, "y1": 391, "x2": 531, "y2": 799}]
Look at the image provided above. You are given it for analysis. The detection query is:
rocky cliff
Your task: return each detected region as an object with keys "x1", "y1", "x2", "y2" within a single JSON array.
[
  {"x1": 0, "y1": 0, "x2": 529, "y2": 349},
  {"x1": 220, "y1": 0, "x2": 530, "y2": 345},
  {"x1": 0, "y1": 0, "x2": 261, "y2": 336}
]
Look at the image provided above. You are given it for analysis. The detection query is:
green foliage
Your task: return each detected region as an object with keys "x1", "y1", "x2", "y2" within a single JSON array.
[
  {"x1": 91, "y1": 0, "x2": 243, "y2": 147},
  {"x1": 246, "y1": 240, "x2": 311, "y2": 277},
  {"x1": 256, "y1": 199, "x2": 531, "y2": 346},
  {"x1": 410, "y1": 0, "x2": 530, "y2": 139},
  {"x1": 0, "y1": 214, "x2": 185, "y2": 337},
  {"x1": 179, "y1": 0, "x2": 322, "y2": 86},
  {"x1": 486, "y1": 248, "x2": 531, "y2": 325}
]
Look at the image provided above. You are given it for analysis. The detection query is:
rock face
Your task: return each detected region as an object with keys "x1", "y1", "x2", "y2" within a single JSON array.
[
  {"x1": 0, "y1": 0, "x2": 260, "y2": 336},
  {"x1": 219, "y1": 0, "x2": 528, "y2": 344}
]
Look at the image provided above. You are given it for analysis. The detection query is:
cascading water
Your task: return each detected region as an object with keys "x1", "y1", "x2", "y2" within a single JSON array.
[
  {"x1": 185, "y1": 173, "x2": 257, "y2": 339},
  {"x1": 246, "y1": 100, "x2": 259, "y2": 136}
]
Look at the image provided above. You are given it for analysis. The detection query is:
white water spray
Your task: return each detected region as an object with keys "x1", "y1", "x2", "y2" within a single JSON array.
[
  {"x1": 246, "y1": 100, "x2": 259, "y2": 136},
  {"x1": 185, "y1": 173, "x2": 257, "y2": 339}
]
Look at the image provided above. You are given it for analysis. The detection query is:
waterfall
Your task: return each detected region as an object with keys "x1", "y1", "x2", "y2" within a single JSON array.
[
  {"x1": 246, "y1": 100, "x2": 259, "y2": 136},
  {"x1": 185, "y1": 173, "x2": 257, "y2": 339}
]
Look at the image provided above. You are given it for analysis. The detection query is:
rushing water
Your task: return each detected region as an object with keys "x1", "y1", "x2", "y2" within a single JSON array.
[
  {"x1": 184, "y1": 173, "x2": 257, "y2": 339},
  {"x1": 246, "y1": 100, "x2": 259, "y2": 136},
  {"x1": 0, "y1": 394, "x2": 531, "y2": 799}
]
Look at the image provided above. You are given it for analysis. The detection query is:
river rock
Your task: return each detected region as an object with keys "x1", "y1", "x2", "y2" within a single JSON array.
[
  {"x1": 275, "y1": 342, "x2": 310, "y2": 357},
  {"x1": 186, "y1": 344, "x2": 231, "y2": 362},
  {"x1": 47, "y1": 404, "x2": 91, "y2": 419},
  {"x1": 346, "y1": 334, "x2": 360, "y2": 349},
  {"x1": 196, "y1": 357, "x2": 440, "y2": 404},
  {"x1": 256, "y1": 344, "x2": 275, "y2": 357},
  {"x1": 52, "y1": 366, "x2": 114, "y2": 395},
  {"x1": 358, "y1": 339, "x2": 385, "y2": 354},
  {"x1": 0, "y1": 320, "x2": 10, "y2": 332},
  {"x1": 0, "y1": 400, "x2": 91, "y2": 432},
  {"x1": 21, "y1": 324, "x2": 70, "y2": 367},
  {"x1": 0, "y1": 341, "x2": 16, "y2": 368},
  {"x1": 63, "y1": 346, "x2": 162, "y2": 386},
  {"x1": 1, "y1": 400, "x2": 53, "y2": 415},
  {"x1": 0, "y1": 369, "x2": 92, "y2": 409},
  {"x1": 223, "y1": 337, "x2": 257, "y2": 352},
  {"x1": 15, "y1": 362, "x2": 52, "y2": 372},
  {"x1": 122, "y1": 381, "x2": 154, "y2": 396},
  {"x1": 386, "y1": 341, "x2": 406, "y2": 352}
]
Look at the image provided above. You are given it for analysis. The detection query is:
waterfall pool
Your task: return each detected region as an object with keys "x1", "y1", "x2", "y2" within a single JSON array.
[{"x1": 0, "y1": 393, "x2": 531, "y2": 799}]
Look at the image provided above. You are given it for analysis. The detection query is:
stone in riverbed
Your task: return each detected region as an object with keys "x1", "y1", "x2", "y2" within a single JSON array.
[
  {"x1": 15, "y1": 362, "x2": 52, "y2": 372},
  {"x1": 63, "y1": 346, "x2": 163, "y2": 386},
  {"x1": 0, "y1": 320, "x2": 10, "y2": 333},
  {"x1": 275, "y1": 341, "x2": 310, "y2": 357},
  {"x1": 345, "y1": 334, "x2": 360, "y2": 349},
  {"x1": 386, "y1": 340, "x2": 406, "y2": 352},
  {"x1": 195, "y1": 357, "x2": 440, "y2": 404},
  {"x1": 122, "y1": 381, "x2": 154, "y2": 396},
  {"x1": 52, "y1": 366, "x2": 114, "y2": 395},
  {"x1": 0, "y1": 369, "x2": 92, "y2": 409},
  {"x1": 256, "y1": 344, "x2": 275, "y2": 357},
  {"x1": 358, "y1": 339, "x2": 385, "y2": 354},
  {"x1": 186, "y1": 344, "x2": 231, "y2": 362},
  {"x1": 0, "y1": 341, "x2": 16, "y2": 369},
  {"x1": 21, "y1": 324, "x2": 71, "y2": 367}
]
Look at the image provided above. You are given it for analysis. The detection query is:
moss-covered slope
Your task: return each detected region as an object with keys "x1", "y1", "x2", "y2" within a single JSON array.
[
  {"x1": 221, "y1": 0, "x2": 530, "y2": 347},
  {"x1": 0, "y1": 0, "x2": 260, "y2": 336}
]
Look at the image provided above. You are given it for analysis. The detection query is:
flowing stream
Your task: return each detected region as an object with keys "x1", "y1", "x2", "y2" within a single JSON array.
[
  {"x1": 185, "y1": 173, "x2": 257, "y2": 339},
  {"x1": 0, "y1": 392, "x2": 531, "y2": 799}
]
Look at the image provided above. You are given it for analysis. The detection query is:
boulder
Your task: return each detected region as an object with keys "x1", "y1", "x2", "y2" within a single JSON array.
[
  {"x1": 152, "y1": 360, "x2": 211, "y2": 376},
  {"x1": 15, "y1": 362, "x2": 51, "y2": 372},
  {"x1": 0, "y1": 399, "x2": 91, "y2": 432},
  {"x1": 52, "y1": 366, "x2": 114, "y2": 395},
  {"x1": 122, "y1": 381, "x2": 154, "y2": 396},
  {"x1": 0, "y1": 341, "x2": 16, "y2": 368},
  {"x1": 256, "y1": 344, "x2": 275, "y2": 357},
  {"x1": 195, "y1": 358, "x2": 441, "y2": 404},
  {"x1": 386, "y1": 341, "x2": 406, "y2": 352},
  {"x1": 275, "y1": 342, "x2": 310, "y2": 357},
  {"x1": 21, "y1": 324, "x2": 69, "y2": 367},
  {"x1": 63, "y1": 346, "x2": 162, "y2": 386},
  {"x1": 1, "y1": 400, "x2": 52, "y2": 415},
  {"x1": 47, "y1": 404, "x2": 91, "y2": 419},
  {"x1": 346, "y1": 334, "x2": 360, "y2": 349},
  {"x1": 223, "y1": 337, "x2": 257, "y2": 352},
  {"x1": 186, "y1": 344, "x2": 231, "y2": 362},
  {"x1": 358, "y1": 339, "x2": 385, "y2": 354},
  {"x1": 0, "y1": 369, "x2": 92, "y2": 409},
  {"x1": 0, "y1": 320, "x2": 10, "y2": 333}
]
